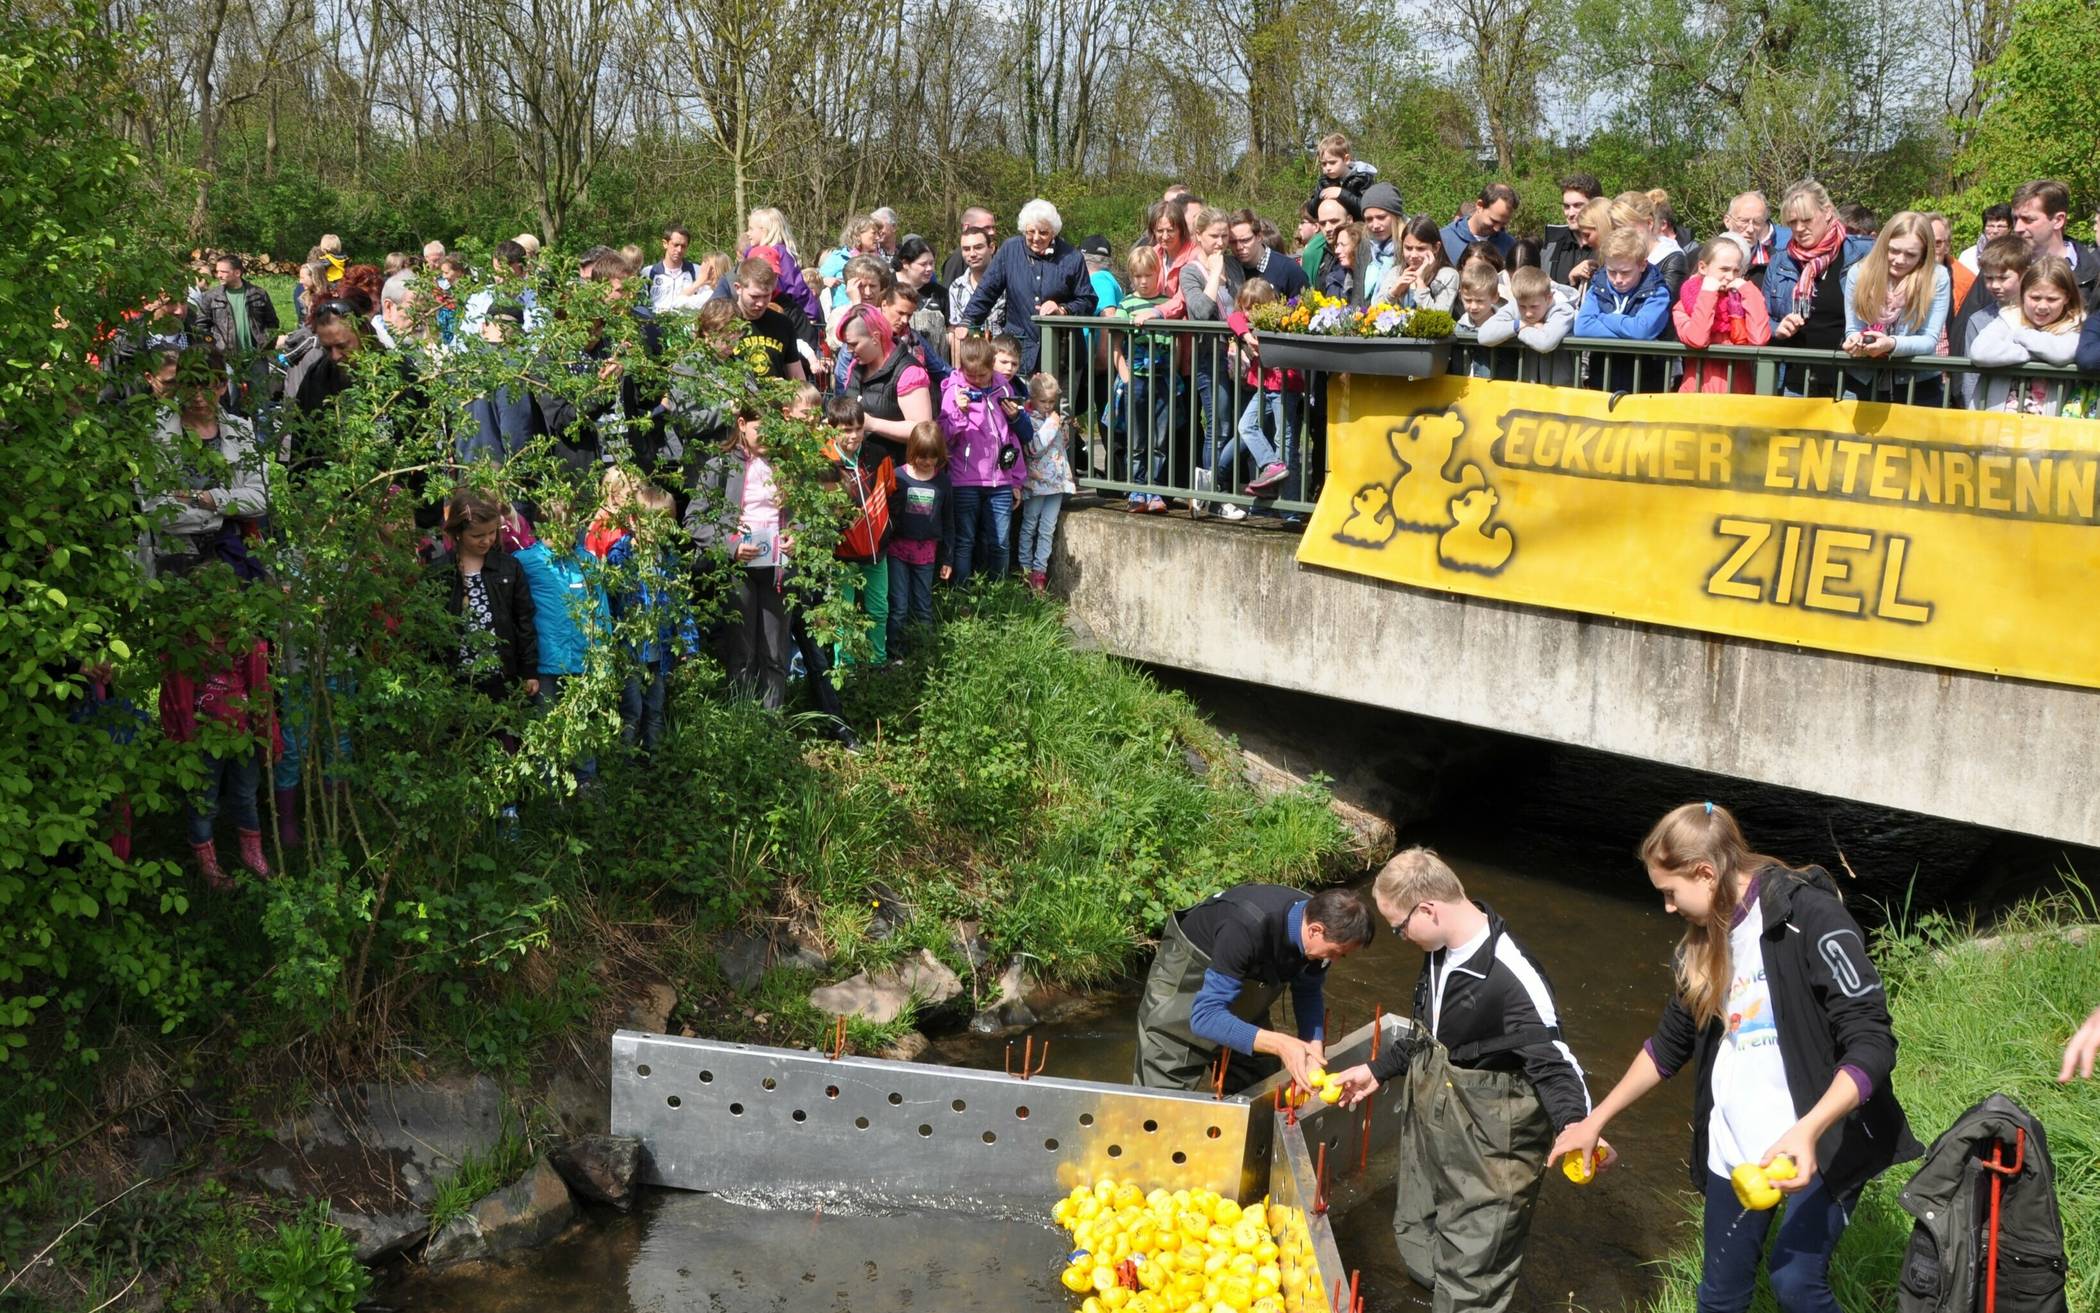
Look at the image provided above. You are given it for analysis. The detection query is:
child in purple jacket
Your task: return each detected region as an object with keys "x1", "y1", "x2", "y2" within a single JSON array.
[{"x1": 939, "y1": 336, "x2": 1021, "y2": 587}]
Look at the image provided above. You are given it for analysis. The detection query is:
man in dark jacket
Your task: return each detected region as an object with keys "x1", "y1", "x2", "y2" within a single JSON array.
[
  {"x1": 1330, "y1": 848, "x2": 1591, "y2": 1313},
  {"x1": 1542, "y1": 172, "x2": 1604, "y2": 289},
  {"x1": 1133, "y1": 883, "x2": 1373, "y2": 1093},
  {"x1": 196, "y1": 253, "x2": 280, "y2": 356},
  {"x1": 960, "y1": 199, "x2": 1097, "y2": 376}
]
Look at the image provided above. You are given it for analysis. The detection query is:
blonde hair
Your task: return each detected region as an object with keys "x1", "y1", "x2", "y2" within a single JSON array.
[
  {"x1": 1779, "y1": 180, "x2": 1834, "y2": 227},
  {"x1": 1610, "y1": 191, "x2": 1656, "y2": 231},
  {"x1": 1373, "y1": 847, "x2": 1465, "y2": 911},
  {"x1": 1509, "y1": 266, "x2": 1551, "y2": 300},
  {"x1": 1577, "y1": 197, "x2": 1616, "y2": 241},
  {"x1": 1127, "y1": 245, "x2": 1162, "y2": 294},
  {"x1": 1317, "y1": 132, "x2": 1351, "y2": 159},
  {"x1": 1639, "y1": 803, "x2": 1790, "y2": 1028},
  {"x1": 1459, "y1": 259, "x2": 1501, "y2": 297},
  {"x1": 1849, "y1": 211, "x2": 1938, "y2": 334},
  {"x1": 318, "y1": 233, "x2": 344, "y2": 256},
  {"x1": 600, "y1": 465, "x2": 643, "y2": 508},
  {"x1": 1239, "y1": 276, "x2": 1279, "y2": 310},
  {"x1": 788, "y1": 381, "x2": 825, "y2": 413},
  {"x1": 1601, "y1": 227, "x2": 1649, "y2": 262},
  {"x1": 1028, "y1": 371, "x2": 1063, "y2": 407},
  {"x1": 746, "y1": 206, "x2": 800, "y2": 261}
]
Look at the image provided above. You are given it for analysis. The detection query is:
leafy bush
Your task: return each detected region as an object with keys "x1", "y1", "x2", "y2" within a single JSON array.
[{"x1": 238, "y1": 1202, "x2": 368, "y2": 1313}]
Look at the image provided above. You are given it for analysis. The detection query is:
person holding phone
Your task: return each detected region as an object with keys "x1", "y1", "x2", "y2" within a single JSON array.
[
  {"x1": 1763, "y1": 180, "x2": 1875, "y2": 395},
  {"x1": 1838, "y1": 211, "x2": 1951, "y2": 404}
]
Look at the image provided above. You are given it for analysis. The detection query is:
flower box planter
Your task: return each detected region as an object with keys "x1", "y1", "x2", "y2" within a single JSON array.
[{"x1": 1255, "y1": 334, "x2": 1451, "y2": 378}]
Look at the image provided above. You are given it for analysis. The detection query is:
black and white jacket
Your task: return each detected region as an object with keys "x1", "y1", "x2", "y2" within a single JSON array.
[
  {"x1": 1644, "y1": 864, "x2": 1923, "y2": 1199},
  {"x1": 1368, "y1": 902, "x2": 1593, "y2": 1131}
]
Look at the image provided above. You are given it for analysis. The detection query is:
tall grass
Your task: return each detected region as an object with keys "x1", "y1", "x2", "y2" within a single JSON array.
[{"x1": 1643, "y1": 888, "x2": 2100, "y2": 1313}]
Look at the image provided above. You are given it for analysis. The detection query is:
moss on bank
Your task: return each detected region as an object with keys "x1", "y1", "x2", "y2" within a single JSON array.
[{"x1": 1644, "y1": 891, "x2": 2100, "y2": 1313}]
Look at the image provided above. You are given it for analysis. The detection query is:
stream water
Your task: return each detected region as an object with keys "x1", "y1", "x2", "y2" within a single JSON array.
[{"x1": 383, "y1": 673, "x2": 2095, "y2": 1313}]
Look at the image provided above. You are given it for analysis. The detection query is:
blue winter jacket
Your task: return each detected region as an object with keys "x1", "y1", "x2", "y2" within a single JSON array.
[
  {"x1": 605, "y1": 533, "x2": 697, "y2": 671},
  {"x1": 1577, "y1": 264, "x2": 1673, "y2": 393},
  {"x1": 514, "y1": 539, "x2": 609, "y2": 677},
  {"x1": 1575, "y1": 263, "x2": 1672, "y2": 340}
]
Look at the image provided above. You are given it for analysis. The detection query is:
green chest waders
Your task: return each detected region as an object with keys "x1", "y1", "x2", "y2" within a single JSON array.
[
  {"x1": 1390, "y1": 1031, "x2": 1555, "y2": 1313},
  {"x1": 1132, "y1": 909, "x2": 1289, "y2": 1092}
]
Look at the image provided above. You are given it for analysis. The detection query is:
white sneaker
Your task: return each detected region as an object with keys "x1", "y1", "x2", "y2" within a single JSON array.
[
  {"x1": 1190, "y1": 469, "x2": 1213, "y2": 519},
  {"x1": 1216, "y1": 503, "x2": 1249, "y2": 521}
]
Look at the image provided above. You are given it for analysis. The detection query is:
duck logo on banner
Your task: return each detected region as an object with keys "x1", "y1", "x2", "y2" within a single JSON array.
[{"x1": 1332, "y1": 407, "x2": 1516, "y2": 576}]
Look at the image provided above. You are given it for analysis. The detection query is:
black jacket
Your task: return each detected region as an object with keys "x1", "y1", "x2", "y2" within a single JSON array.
[
  {"x1": 1541, "y1": 225, "x2": 1591, "y2": 289},
  {"x1": 428, "y1": 545, "x2": 538, "y2": 690},
  {"x1": 1645, "y1": 864, "x2": 1922, "y2": 1199},
  {"x1": 1367, "y1": 902, "x2": 1592, "y2": 1131}
]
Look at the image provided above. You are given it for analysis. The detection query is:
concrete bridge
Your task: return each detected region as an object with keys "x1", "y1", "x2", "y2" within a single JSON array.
[{"x1": 1051, "y1": 505, "x2": 2100, "y2": 849}]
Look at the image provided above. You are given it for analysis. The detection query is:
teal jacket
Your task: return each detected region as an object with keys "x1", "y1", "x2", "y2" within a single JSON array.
[{"x1": 514, "y1": 539, "x2": 609, "y2": 676}]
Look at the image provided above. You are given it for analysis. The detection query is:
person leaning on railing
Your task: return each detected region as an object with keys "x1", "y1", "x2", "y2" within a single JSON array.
[
  {"x1": 1838, "y1": 212, "x2": 1951, "y2": 405},
  {"x1": 1763, "y1": 180, "x2": 1875, "y2": 396}
]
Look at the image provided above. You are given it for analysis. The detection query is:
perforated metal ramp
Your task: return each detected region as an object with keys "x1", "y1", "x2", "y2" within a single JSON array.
[{"x1": 610, "y1": 1016, "x2": 1410, "y2": 1312}]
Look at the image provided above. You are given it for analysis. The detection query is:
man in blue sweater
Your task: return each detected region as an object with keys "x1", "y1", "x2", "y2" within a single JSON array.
[
  {"x1": 1442, "y1": 183, "x2": 1520, "y2": 265},
  {"x1": 1133, "y1": 884, "x2": 1374, "y2": 1092}
]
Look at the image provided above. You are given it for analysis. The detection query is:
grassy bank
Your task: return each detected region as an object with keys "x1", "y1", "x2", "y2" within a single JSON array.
[
  {"x1": 1644, "y1": 891, "x2": 2100, "y2": 1313},
  {"x1": 0, "y1": 592, "x2": 1350, "y2": 1311}
]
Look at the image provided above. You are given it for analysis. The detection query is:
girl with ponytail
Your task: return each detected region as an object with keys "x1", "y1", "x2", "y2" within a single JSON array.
[{"x1": 1550, "y1": 802, "x2": 1920, "y2": 1313}]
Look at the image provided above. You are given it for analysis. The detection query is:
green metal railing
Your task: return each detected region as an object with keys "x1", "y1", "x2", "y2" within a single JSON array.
[{"x1": 1038, "y1": 316, "x2": 2095, "y2": 515}]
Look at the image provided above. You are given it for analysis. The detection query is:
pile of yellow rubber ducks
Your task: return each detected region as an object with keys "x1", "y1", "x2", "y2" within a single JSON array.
[{"x1": 1050, "y1": 1176, "x2": 1302, "y2": 1313}]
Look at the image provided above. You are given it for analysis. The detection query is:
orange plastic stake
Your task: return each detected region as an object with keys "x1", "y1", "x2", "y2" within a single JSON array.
[
  {"x1": 828, "y1": 1016, "x2": 847, "y2": 1060},
  {"x1": 1359, "y1": 1102, "x2": 1372, "y2": 1174},
  {"x1": 1371, "y1": 1007, "x2": 1383, "y2": 1061},
  {"x1": 1313, "y1": 1142, "x2": 1330, "y2": 1215}
]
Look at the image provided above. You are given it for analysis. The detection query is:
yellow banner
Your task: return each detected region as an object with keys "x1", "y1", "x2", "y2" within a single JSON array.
[{"x1": 1297, "y1": 375, "x2": 2100, "y2": 689}]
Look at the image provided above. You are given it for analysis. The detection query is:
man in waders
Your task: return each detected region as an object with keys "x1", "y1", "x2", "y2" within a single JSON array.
[
  {"x1": 1133, "y1": 885, "x2": 1374, "y2": 1093},
  {"x1": 1330, "y1": 849, "x2": 1596, "y2": 1313}
]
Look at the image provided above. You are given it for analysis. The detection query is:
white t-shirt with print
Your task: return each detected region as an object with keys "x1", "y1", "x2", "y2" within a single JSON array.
[{"x1": 1705, "y1": 899, "x2": 1795, "y2": 1176}]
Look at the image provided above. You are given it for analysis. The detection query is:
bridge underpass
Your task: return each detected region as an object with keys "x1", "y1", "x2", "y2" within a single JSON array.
[{"x1": 1049, "y1": 505, "x2": 2100, "y2": 851}]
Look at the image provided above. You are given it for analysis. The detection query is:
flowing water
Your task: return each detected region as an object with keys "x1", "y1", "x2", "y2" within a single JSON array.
[{"x1": 382, "y1": 672, "x2": 2094, "y2": 1313}]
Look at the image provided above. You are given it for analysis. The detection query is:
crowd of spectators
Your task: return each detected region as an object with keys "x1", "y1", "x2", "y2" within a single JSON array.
[{"x1": 108, "y1": 144, "x2": 2100, "y2": 883}]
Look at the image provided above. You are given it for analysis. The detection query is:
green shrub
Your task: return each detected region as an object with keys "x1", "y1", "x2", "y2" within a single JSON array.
[{"x1": 237, "y1": 1202, "x2": 368, "y2": 1313}]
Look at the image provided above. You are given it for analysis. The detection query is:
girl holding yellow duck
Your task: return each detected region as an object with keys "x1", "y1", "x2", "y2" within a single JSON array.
[{"x1": 1551, "y1": 802, "x2": 1920, "y2": 1313}]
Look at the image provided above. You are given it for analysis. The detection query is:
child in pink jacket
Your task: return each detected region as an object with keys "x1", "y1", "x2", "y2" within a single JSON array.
[
  {"x1": 1674, "y1": 235, "x2": 1771, "y2": 393},
  {"x1": 939, "y1": 335, "x2": 1022, "y2": 587}
]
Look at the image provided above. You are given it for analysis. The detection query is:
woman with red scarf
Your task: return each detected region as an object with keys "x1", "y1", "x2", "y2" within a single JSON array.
[{"x1": 1764, "y1": 180, "x2": 1874, "y2": 395}]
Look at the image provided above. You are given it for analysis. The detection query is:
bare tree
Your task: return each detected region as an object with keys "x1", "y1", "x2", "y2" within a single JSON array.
[
  {"x1": 416, "y1": 0, "x2": 640, "y2": 245},
  {"x1": 662, "y1": 0, "x2": 814, "y2": 225}
]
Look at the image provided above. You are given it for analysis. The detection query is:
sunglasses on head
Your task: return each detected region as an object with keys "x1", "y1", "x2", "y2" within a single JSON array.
[{"x1": 314, "y1": 299, "x2": 361, "y2": 318}]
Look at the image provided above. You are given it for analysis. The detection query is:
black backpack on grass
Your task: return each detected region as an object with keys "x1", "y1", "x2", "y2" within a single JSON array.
[{"x1": 1897, "y1": 1093, "x2": 2067, "y2": 1313}]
